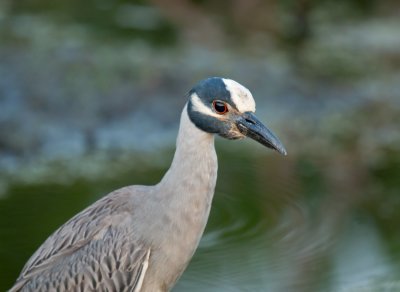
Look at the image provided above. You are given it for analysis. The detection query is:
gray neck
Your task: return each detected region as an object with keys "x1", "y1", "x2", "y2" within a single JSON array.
[
  {"x1": 144, "y1": 104, "x2": 218, "y2": 289},
  {"x1": 159, "y1": 104, "x2": 218, "y2": 202}
]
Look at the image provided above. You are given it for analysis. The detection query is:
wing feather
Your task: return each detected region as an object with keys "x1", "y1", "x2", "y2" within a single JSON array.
[{"x1": 10, "y1": 187, "x2": 151, "y2": 292}]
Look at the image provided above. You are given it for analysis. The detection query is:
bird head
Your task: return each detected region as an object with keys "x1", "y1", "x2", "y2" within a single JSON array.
[{"x1": 187, "y1": 77, "x2": 287, "y2": 155}]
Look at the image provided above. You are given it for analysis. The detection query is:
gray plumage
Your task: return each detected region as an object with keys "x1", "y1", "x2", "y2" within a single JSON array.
[{"x1": 10, "y1": 77, "x2": 286, "y2": 292}]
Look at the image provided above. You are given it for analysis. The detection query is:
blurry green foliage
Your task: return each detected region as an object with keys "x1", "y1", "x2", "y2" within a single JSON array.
[{"x1": 9, "y1": 0, "x2": 177, "y2": 45}]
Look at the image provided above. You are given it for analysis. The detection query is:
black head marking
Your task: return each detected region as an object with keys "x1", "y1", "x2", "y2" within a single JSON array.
[
  {"x1": 186, "y1": 77, "x2": 240, "y2": 139},
  {"x1": 187, "y1": 101, "x2": 232, "y2": 136},
  {"x1": 188, "y1": 77, "x2": 234, "y2": 108}
]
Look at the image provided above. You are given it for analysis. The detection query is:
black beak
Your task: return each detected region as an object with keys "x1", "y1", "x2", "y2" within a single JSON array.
[{"x1": 236, "y1": 112, "x2": 287, "y2": 155}]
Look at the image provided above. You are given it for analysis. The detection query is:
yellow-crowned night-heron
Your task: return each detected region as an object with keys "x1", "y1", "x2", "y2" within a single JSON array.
[{"x1": 10, "y1": 77, "x2": 286, "y2": 292}]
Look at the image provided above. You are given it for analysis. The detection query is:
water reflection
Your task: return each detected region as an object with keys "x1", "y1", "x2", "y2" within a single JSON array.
[
  {"x1": 175, "y1": 148, "x2": 400, "y2": 291},
  {"x1": 0, "y1": 144, "x2": 399, "y2": 291}
]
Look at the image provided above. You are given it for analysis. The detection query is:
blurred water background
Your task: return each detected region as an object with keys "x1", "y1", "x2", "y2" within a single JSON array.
[{"x1": 0, "y1": 0, "x2": 400, "y2": 291}]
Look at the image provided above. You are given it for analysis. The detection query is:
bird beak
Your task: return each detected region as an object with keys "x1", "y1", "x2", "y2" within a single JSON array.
[{"x1": 236, "y1": 112, "x2": 287, "y2": 155}]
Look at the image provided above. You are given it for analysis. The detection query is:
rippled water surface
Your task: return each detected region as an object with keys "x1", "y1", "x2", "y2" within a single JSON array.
[{"x1": 1, "y1": 145, "x2": 399, "y2": 291}]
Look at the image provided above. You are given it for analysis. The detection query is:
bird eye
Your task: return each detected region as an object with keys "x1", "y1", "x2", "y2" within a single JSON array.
[{"x1": 212, "y1": 100, "x2": 228, "y2": 114}]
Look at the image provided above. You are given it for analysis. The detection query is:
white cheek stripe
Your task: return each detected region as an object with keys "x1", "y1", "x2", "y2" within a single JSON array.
[
  {"x1": 190, "y1": 93, "x2": 221, "y2": 118},
  {"x1": 222, "y1": 78, "x2": 256, "y2": 112}
]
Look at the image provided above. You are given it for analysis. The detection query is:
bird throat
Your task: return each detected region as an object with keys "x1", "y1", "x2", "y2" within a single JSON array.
[
  {"x1": 161, "y1": 104, "x2": 218, "y2": 199},
  {"x1": 154, "y1": 105, "x2": 218, "y2": 286}
]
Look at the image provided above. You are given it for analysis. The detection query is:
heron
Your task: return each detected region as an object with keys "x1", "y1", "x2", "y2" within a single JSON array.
[{"x1": 10, "y1": 77, "x2": 286, "y2": 292}]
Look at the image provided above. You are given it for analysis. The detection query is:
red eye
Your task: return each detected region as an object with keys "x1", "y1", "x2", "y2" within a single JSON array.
[{"x1": 212, "y1": 100, "x2": 228, "y2": 114}]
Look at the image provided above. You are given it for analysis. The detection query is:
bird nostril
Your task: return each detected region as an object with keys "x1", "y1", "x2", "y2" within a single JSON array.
[{"x1": 245, "y1": 118, "x2": 255, "y2": 125}]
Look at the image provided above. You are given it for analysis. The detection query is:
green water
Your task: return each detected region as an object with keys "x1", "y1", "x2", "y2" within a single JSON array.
[{"x1": 1, "y1": 145, "x2": 399, "y2": 291}]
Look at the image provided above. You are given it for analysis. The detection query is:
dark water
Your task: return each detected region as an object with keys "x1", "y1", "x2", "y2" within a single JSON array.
[{"x1": 1, "y1": 144, "x2": 399, "y2": 291}]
